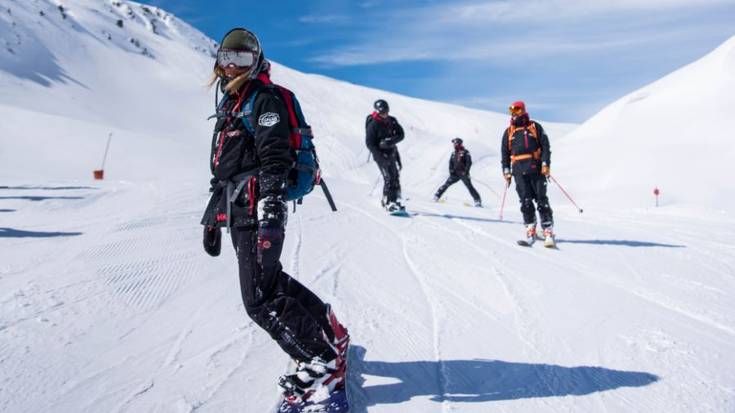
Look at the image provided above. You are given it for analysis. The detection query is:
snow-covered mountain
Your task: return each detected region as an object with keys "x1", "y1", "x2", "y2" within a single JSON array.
[
  {"x1": 557, "y1": 35, "x2": 735, "y2": 210},
  {"x1": 1, "y1": 1, "x2": 734, "y2": 413}
]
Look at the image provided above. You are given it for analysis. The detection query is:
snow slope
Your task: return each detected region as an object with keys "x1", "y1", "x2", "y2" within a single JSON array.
[{"x1": 1, "y1": 1, "x2": 734, "y2": 412}]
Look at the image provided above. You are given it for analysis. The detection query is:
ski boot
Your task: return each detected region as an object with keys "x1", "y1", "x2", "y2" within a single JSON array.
[
  {"x1": 542, "y1": 226, "x2": 556, "y2": 248},
  {"x1": 474, "y1": 199, "x2": 482, "y2": 208},
  {"x1": 278, "y1": 356, "x2": 347, "y2": 412},
  {"x1": 325, "y1": 304, "x2": 350, "y2": 359},
  {"x1": 517, "y1": 223, "x2": 536, "y2": 246},
  {"x1": 432, "y1": 195, "x2": 440, "y2": 202},
  {"x1": 386, "y1": 201, "x2": 406, "y2": 212}
]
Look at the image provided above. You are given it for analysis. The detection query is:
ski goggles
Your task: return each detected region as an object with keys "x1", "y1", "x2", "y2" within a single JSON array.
[
  {"x1": 217, "y1": 49, "x2": 257, "y2": 68},
  {"x1": 509, "y1": 105, "x2": 525, "y2": 115}
]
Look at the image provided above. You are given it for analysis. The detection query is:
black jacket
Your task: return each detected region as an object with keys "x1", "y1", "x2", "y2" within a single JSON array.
[
  {"x1": 202, "y1": 78, "x2": 293, "y2": 228},
  {"x1": 365, "y1": 112, "x2": 404, "y2": 159},
  {"x1": 449, "y1": 148, "x2": 472, "y2": 176},
  {"x1": 500, "y1": 121, "x2": 550, "y2": 175}
]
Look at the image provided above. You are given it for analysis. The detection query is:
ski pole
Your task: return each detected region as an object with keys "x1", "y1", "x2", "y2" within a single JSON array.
[
  {"x1": 100, "y1": 132, "x2": 113, "y2": 170},
  {"x1": 499, "y1": 182, "x2": 509, "y2": 220},
  {"x1": 549, "y1": 175, "x2": 583, "y2": 214}
]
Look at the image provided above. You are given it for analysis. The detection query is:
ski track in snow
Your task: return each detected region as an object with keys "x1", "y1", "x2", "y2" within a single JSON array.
[
  {"x1": 412, "y1": 203, "x2": 563, "y2": 410},
  {"x1": 339, "y1": 200, "x2": 451, "y2": 412}
]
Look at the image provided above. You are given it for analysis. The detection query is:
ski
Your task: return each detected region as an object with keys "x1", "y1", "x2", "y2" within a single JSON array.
[{"x1": 517, "y1": 239, "x2": 534, "y2": 247}]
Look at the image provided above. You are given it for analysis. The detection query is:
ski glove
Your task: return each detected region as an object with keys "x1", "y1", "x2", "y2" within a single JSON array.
[
  {"x1": 541, "y1": 164, "x2": 550, "y2": 176},
  {"x1": 503, "y1": 168, "x2": 512, "y2": 185},
  {"x1": 203, "y1": 226, "x2": 221, "y2": 257},
  {"x1": 379, "y1": 138, "x2": 397, "y2": 150},
  {"x1": 257, "y1": 221, "x2": 285, "y2": 270}
]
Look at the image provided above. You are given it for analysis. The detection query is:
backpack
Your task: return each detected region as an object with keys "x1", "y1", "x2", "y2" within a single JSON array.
[
  {"x1": 506, "y1": 122, "x2": 541, "y2": 164},
  {"x1": 233, "y1": 79, "x2": 337, "y2": 212}
]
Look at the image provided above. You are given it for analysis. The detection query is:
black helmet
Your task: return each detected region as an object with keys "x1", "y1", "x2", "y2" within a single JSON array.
[
  {"x1": 374, "y1": 99, "x2": 389, "y2": 114},
  {"x1": 452, "y1": 137, "x2": 463, "y2": 145},
  {"x1": 217, "y1": 28, "x2": 267, "y2": 79}
]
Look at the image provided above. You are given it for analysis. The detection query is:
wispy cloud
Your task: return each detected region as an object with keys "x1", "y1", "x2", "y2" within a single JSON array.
[
  {"x1": 298, "y1": 14, "x2": 351, "y2": 24},
  {"x1": 309, "y1": 0, "x2": 734, "y2": 67},
  {"x1": 445, "y1": 0, "x2": 733, "y2": 23}
]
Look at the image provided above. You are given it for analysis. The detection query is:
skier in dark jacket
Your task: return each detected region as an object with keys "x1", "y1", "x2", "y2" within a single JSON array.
[
  {"x1": 366, "y1": 99, "x2": 405, "y2": 212},
  {"x1": 501, "y1": 100, "x2": 554, "y2": 245},
  {"x1": 200, "y1": 28, "x2": 349, "y2": 407},
  {"x1": 433, "y1": 138, "x2": 482, "y2": 207}
]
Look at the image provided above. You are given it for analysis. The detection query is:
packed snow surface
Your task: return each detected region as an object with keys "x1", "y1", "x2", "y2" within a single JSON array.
[{"x1": 1, "y1": 1, "x2": 733, "y2": 412}]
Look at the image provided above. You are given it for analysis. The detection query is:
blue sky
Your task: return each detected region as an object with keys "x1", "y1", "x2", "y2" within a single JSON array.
[{"x1": 147, "y1": 0, "x2": 735, "y2": 123}]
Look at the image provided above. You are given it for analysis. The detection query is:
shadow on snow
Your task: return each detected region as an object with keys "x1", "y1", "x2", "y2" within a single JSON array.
[
  {"x1": 0, "y1": 228, "x2": 82, "y2": 238},
  {"x1": 0, "y1": 186, "x2": 98, "y2": 191},
  {"x1": 0, "y1": 196, "x2": 85, "y2": 202},
  {"x1": 347, "y1": 345, "x2": 658, "y2": 411},
  {"x1": 412, "y1": 210, "x2": 521, "y2": 225},
  {"x1": 556, "y1": 239, "x2": 685, "y2": 248}
]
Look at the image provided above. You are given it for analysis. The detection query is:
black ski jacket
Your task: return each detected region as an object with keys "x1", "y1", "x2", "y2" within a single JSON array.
[
  {"x1": 365, "y1": 112, "x2": 404, "y2": 160},
  {"x1": 202, "y1": 77, "x2": 293, "y2": 228},
  {"x1": 500, "y1": 121, "x2": 551, "y2": 175},
  {"x1": 449, "y1": 148, "x2": 472, "y2": 176}
]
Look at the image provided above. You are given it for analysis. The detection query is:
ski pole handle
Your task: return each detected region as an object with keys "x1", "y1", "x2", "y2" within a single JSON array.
[{"x1": 549, "y1": 175, "x2": 583, "y2": 214}]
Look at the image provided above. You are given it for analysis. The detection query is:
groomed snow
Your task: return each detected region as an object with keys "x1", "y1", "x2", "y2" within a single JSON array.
[{"x1": 1, "y1": 1, "x2": 733, "y2": 412}]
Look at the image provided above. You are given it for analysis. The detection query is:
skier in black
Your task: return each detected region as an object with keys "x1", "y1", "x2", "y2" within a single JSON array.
[
  {"x1": 500, "y1": 100, "x2": 555, "y2": 245},
  {"x1": 200, "y1": 28, "x2": 349, "y2": 406},
  {"x1": 366, "y1": 99, "x2": 405, "y2": 212},
  {"x1": 433, "y1": 138, "x2": 482, "y2": 207}
]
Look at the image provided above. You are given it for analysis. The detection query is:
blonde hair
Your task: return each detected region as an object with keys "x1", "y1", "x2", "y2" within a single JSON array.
[{"x1": 208, "y1": 65, "x2": 251, "y2": 94}]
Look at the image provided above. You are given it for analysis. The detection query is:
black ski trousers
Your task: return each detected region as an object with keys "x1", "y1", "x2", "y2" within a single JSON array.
[
  {"x1": 374, "y1": 152, "x2": 401, "y2": 204},
  {"x1": 514, "y1": 173, "x2": 553, "y2": 228},
  {"x1": 435, "y1": 175, "x2": 481, "y2": 202},
  {"x1": 231, "y1": 226, "x2": 336, "y2": 363}
]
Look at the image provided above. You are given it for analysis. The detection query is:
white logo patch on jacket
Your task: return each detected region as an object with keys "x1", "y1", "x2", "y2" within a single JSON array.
[{"x1": 258, "y1": 112, "x2": 280, "y2": 127}]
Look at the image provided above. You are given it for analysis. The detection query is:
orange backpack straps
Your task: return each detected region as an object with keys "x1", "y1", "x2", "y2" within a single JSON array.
[
  {"x1": 506, "y1": 126, "x2": 515, "y2": 151},
  {"x1": 528, "y1": 123, "x2": 538, "y2": 141},
  {"x1": 508, "y1": 122, "x2": 541, "y2": 164}
]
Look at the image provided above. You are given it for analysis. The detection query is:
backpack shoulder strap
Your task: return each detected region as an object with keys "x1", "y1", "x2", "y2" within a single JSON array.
[
  {"x1": 239, "y1": 84, "x2": 271, "y2": 135},
  {"x1": 507, "y1": 126, "x2": 515, "y2": 151},
  {"x1": 528, "y1": 122, "x2": 538, "y2": 140}
]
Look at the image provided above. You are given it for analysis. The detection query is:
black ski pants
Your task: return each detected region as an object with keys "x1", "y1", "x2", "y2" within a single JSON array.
[
  {"x1": 435, "y1": 174, "x2": 481, "y2": 202},
  {"x1": 514, "y1": 173, "x2": 553, "y2": 228},
  {"x1": 231, "y1": 226, "x2": 336, "y2": 363},
  {"x1": 374, "y1": 151, "x2": 401, "y2": 204}
]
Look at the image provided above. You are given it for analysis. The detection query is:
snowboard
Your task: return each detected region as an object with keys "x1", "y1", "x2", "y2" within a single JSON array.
[
  {"x1": 276, "y1": 389, "x2": 349, "y2": 413},
  {"x1": 389, "y1": 209, "x2": 411, "y2": 217}
]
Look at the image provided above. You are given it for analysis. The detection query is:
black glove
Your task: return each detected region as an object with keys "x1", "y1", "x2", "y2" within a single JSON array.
[
  {"x1": 257, "y1": 223, "x2": 284, "y2": 265},
  {"x1": 257, "y1": 195, "x2": 287, "y2": 266},
  {"x1": 209, "y1": 177, "x2": 219, "y2": 193},
  {"x1": 203, "y1": 226, "x2": 221, "y2": 257}
]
